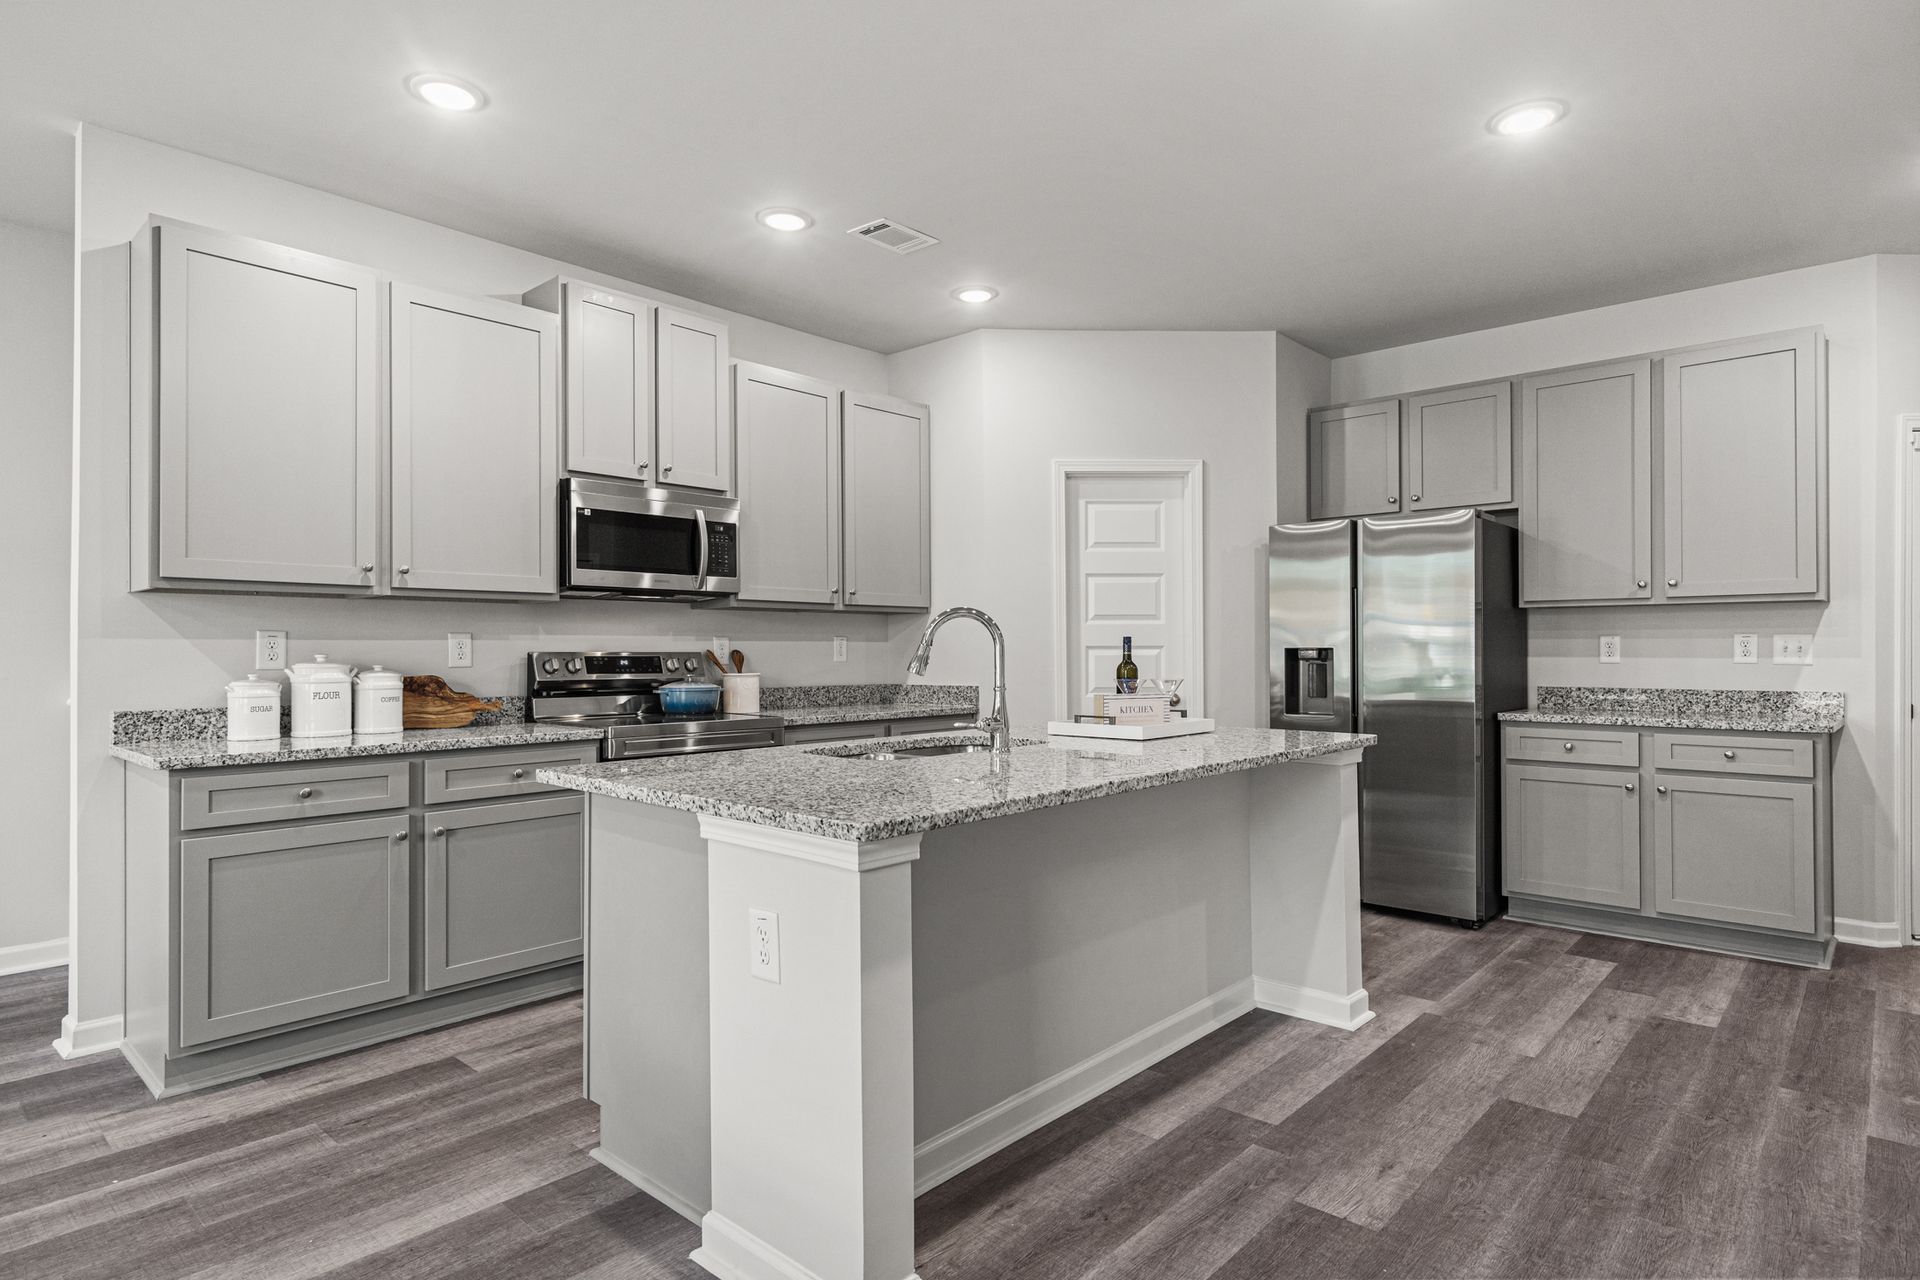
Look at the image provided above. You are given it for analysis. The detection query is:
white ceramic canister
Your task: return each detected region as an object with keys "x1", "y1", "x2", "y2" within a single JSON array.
[
  {"x1": 721, "y1": 671, "x2": 761, "y2": 716},
  {"x1": 287, "y1": 655, "x2": 356, "y2": 738},
  {"x1": 353, "y1": 666, "x2": 406, "y2": 736},
  {"x1": 225, "y1": 673, "x2": 283, "y2": 743}
]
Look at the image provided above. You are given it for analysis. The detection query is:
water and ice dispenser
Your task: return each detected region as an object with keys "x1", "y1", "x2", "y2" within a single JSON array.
[{"x1": 1283, "y1": 647, "x2": 1336, "y2": 719}]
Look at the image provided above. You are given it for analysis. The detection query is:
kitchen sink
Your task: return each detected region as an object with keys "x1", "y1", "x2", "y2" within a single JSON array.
[{"x1": 861, "y1": 743, "x2": 995, "y2": 760}]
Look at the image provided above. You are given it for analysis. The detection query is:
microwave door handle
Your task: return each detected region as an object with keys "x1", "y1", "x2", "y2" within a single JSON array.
[{"x1": 695, "y1": 508, "x2": 710, "y2": 583}]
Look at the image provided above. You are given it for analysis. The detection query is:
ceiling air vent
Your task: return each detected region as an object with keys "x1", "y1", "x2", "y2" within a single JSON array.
[{"x1": 847, "y1": 218, "x2": 940, "y2": 255}]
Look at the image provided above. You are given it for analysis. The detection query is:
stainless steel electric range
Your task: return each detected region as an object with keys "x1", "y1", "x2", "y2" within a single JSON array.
[{"x1": 526, "y1": 650, "x2": 785, "y2": 759}]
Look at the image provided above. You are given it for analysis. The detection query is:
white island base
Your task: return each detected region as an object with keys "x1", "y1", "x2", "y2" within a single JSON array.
[{"x1": 578, "y1": 746, "x2": 1367, "y2": 1280}]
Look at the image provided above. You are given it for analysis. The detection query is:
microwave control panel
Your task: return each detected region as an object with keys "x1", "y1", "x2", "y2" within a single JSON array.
[{"x1": 707, "y1": 522, "x2": 737, "y2": 578}]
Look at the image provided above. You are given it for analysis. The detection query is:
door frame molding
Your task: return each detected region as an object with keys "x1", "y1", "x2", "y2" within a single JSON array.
[
  {"x1": 1903, "y1": 413, "x2": 1920, "y2": 941},
  {"x1": 1050, "y1": 459, "x2": 1206, "y2": 721}
]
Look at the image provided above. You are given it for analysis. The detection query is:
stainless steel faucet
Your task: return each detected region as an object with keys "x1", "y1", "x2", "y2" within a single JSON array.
[{"x1": 908, "y1": 606, "x2": 1011, "y2": 753}]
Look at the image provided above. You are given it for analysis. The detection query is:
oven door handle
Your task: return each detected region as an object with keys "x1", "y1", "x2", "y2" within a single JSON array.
[{"x1": 695, "y1": 508, "x2": 711, "y2": 584}]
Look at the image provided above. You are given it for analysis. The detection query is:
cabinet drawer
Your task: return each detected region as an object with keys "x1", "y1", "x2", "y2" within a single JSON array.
[
  {"x1": 180, "y1": 759, "x2": 411, "y2": 832},
  {"x1": 424, "y1": 744, "x2": 599, "y2": 805},
  {"x1": 1504, "y1": 726, "x2": 1640, "y2": 768},
  {"x1": 1650, "y1": 733, "x2": 1812, "y2": 778}
]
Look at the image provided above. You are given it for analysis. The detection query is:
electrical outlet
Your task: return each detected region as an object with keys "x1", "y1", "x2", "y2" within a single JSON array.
[
  {"x1": 748, "y1": 908, "x2": 780, "y2": 984},
  {"x1": 1774, "y1": 634, "x2": 1814, "y2": 665},
  {"x1": 447, "y1": 633, "x2": 473, "y2": 668},
  {"x1": 833, "y1": 636, "x2": 848, "y2": 663},
  {"x1": 1598, "y1": 635, "x2": 1621, "y2": 664},
  {"x1": 710, "y1": 638, "x2": 730, "y2": 665},
  {"x1": 1733, "y1": 634, "x2": 1759, "y2": 663},
  {"x1": 255, "y1": 630, "x2": 287, "y2": 670}
]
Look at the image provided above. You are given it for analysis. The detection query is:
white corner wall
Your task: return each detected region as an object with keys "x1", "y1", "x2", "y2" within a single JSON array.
[
  {"x1": 887, "y1": 329, "x2": 1329, "y2": 730},
  {"x1": 68, "y1": 126, "x2": 907, "y2": 1048},
  {"x1": 1330, "y1": 255, "x2": 1920, "y2": 937},
  {"x1": 0, "y1": 218, "x2": 72, "y2": 973}
]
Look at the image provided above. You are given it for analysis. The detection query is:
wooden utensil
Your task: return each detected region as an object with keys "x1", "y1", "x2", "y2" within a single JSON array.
[
  {"x1": 730, "y1": 649, "x2": 746, "y2": 673},
  {"x1": 704, "y1": 649, "x2": 728, "y2": 677}
]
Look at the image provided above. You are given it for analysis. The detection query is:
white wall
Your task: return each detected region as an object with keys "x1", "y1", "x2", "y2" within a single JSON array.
[
  {"x1": 888, "y1": 328, "x2": 1329, "y2": 730},
  {"x1": 67, "y1": 126, "x2": 909, "y2": 1050},
  {"x1": 1330, "y1": 255, "x2": 1920, "y2": 936},
  {"x1": 0, "y1": 218, "x2": 72, "y2": 970}
]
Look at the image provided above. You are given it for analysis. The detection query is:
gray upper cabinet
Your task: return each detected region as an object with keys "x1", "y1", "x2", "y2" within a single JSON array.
[
  {"x1": 143, "y1": 221, "x2": 380, "y2": 590},
  {"x1": 656, "y1": 306, "x2": 732, "y2": 493},
  {"x1": 1661, "y1": 330, "x2": 1823, "y2": 600},
  {"x1": 390, "y1": 283, "x2": 559, "y2": 596},
  {"x1": 1518, "y1": 359, "x2": 1653, "y2": 606},
  {"x1": 178, "y1": 814, "x2": 412, "y2": 1047},
  {"x1": 538, "y1": 279, "x2": 655, "y2": 483},
  {"x1": 1652, "y1": 772, "x2": 1816, "y2": 933},
  {"x1": 1502, "y1": 763, "x2": 1642, "y2": 909},
  {"x1": 842, "y1": 392, "x2": 932, "y2": 610},
  {"x1": 734, "y1": 363, "x2": 841, "y2": 605},
  {"x1": 1405, "y1": 382, "x2": 1512, "y2": 510},
  {"x1": 423, "y1": 795, "x2": 585, "y2": 991},
  {"x1": 1308, "y1": 400, "x2": 1401, "y2": 519}
]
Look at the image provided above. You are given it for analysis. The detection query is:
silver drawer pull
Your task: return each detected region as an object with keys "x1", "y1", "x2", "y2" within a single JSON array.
[
  {"x1": 1563, "y1": 742, "x2": 1576, "y2": 752},
  {"x1": 1636, "y1": 579, "x2": 1648, "y2": 589},
  {"x1": 395, "y1": 830, "x2": 409, "y2": 842},
  {"x1": 297, "y1": 787, "x2": 314, "y2": 799},
  {"x1": 433, "y1": 826, "x2": 446, "y2": 837},
  {"x1": 1656, "y1": 786, "x2": 1669, "y2": 795},
  {"x1": 512, "y1": 768, "x2": 526, "y2": 779},
  {"x1": 1624, "y1": 783, "x2": 1636, "y2": 793},
  {"x1": 1667, "y1": 578, "x2": 1678, "y2": 587},
  {"x1": 1722, "y1": 750, "x2": 1735, "y2": 760}
]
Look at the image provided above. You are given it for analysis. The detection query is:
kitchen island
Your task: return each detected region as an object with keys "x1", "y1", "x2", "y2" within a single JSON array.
[{"x1": 541, "y1": 724, "x2": 1374, "y2": 1280}]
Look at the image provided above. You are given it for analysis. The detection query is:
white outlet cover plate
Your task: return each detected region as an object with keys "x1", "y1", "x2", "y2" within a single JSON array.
[
  {"x1": 1774, "y1": 634, "x2": 1814, "y2": 665},
  {"x1": 1733, "y1": 634, "x2": 1759, "y2": 664},
  {"x1": 1599, "y1": 635, "x2": 1621, "y2": 664},
  {"x1": 254, "y1": 630, "x2": 287, "y2": 670},
  {"x1": 711, "y1": 638, "x2": 730, "y2": 664},
  {"x1": 833, "y1": 636, "x2": 848, "y2": 662},
  {"x1": 748, "y1": 908, "x2": 780, "y2": 983},
  {"x1": 447, "y1": 633, "x2": 473, "y2": 668}
]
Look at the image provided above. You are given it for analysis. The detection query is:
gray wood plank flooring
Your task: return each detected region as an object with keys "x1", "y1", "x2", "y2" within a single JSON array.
[{"x1": 2, "y1": 913, "x2": 1915, "y2": 1279}]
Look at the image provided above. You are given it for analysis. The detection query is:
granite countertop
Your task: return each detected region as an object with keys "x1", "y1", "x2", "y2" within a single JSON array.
[
  {"x1": 1497, "y1": 686, "x2": 1845, "y2": 735},
  {"x1": 759, "y1": 683, "x2": 978, "y2": 727},
  {"x1": 111, "y1": 722, "x2": 605, "y2": 771},
  {"x1": 537, "y1": 724, "x2": 1375, "y2": 843}
]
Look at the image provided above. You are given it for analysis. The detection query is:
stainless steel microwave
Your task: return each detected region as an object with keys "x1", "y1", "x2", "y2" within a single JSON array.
[{"x1": 562, "y1": 479, "x2": 740, "y2": 598}]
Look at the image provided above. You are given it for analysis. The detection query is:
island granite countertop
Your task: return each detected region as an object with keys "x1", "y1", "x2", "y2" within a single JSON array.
[
  {"x1": 1497, "y1": 686, "x2": 1845, "y2": 735},
  {"x1": 538, "y1": 724, "x2": 1375, "y2": 843},
  {"x1": 111, "y1": 722, "x2": 606, "y2": 771}
]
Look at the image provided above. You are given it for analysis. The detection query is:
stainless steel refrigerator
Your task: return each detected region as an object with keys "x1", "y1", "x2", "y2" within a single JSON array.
[{"x1": 1268, "y1": 508, "x2": 1526, "y2": 925}]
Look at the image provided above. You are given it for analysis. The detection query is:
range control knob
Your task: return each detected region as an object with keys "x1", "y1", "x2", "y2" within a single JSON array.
[
  {"x1": 565, "y1": 658, "x2": 583, "y2": 674},
  {"x1": 541, "y1": 658, "x2": 560, "y2": 675},
  {"x1": 665, "y1": 657, "x2": 681, "y2": 672}
]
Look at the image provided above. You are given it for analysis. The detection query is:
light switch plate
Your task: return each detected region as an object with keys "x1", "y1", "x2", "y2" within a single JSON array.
[
  {"x1": 748, "y1": 908, "x2": 780, "y2": 984},
  {"x1": 1734, "y1": 634, "x2": 1759, "y2": 664},
  {"x1": 833, "y1": 636, "x2": 848, "y2": 663},
  {"x1": 254, "y1": 630, "x2": 287, "y2": 670},
  {"x1": 447, "y1": 633, "x2": 473, "y2": 668},
  {"x1": 1774, "y1": 634, "x2": 1814, "y2": 665},
  {"x1": 1599, "y1": 635, "x2": 1621, "y2": 664}
]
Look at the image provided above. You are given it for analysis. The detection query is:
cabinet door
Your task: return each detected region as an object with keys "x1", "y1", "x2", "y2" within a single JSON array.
[
  {"x1": 1503, "y1": 764, "x2": 1642, "y2": 908},
  {"x1": 155, "y1": 223, "x2": 378, "y2": 587},
  {"x1": 1653, "y1": 773, "x2": 1815, "y2": 933},
  {"x1": 656, "y1": 307, "x2": 732, "y2": 493},
  {"x1": 179, "y1": 815, "x2": 411, "y2": 1047},
  {"x1": 843, "y1": 392, "x2": 932, "y2": 609},
  {"x1": 390, "y1": 284, "x2": 559, "y2": 595},
  {"x1": 563, "y1": 283, "x2": 654, "y2": 482},
  {"x1": 1405, "y1": 382, "x2": 1512, "y2": 510},
  {"x1": 1661, "y1": 331, "x2": 1821, "y2": 599},
  {"x1": 1518, "y1": 359, "x2": 1653, "y2": 605},
  {"x1": 424, "y1": 796, "x2": 584, "y2": 991},
  {"x1": 1308, "y1": 400, "x2": 1401, "y2": 518},
  {"x1": 733, "y1": 363, "x2": 841, "y2": 604}
]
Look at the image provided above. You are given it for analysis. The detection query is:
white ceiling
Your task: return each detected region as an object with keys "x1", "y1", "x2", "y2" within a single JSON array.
[{"x1": 2, "y1": 0, "x2": 1916, "y2": 356}]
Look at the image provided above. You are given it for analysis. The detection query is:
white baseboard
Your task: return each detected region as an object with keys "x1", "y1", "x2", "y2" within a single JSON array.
[
  {"x1": 52, "y1": 1012, "x2": 123, "y2": 1059},
  {"x1": 1835, "y1": 917, "x2": 1909, "y2": 948},
  {"x1": 912, "y1": 977, "x2": 1257, "y2": 1195},
  {"x1": 694, "y1": 1210, "x2": 918, "y2": 1280},
  {"x1": 590, "y1": 1146, "x2": 703, "y2": 1226},
  {"x1": 1254, "y1": 977, "x2": 1374, "y2": 1030},
  {"x1": 0, "y1": 937, "x2": 67, "y2": 976}
]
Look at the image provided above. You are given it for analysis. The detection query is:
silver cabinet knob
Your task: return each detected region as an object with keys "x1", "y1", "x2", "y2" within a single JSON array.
[
  {"x1": 398, "y1": 566, "x2": 411, "y2": 575},
  {"x1": 1667, "y1": 579, "x2": 1678, "y2": 587},
  {"x1": 433, "y1": 826, "x2": 446, "y2": 837},
  {"x1": 848, "y1": 590, "x2": 858, "y2": 599},
  {"x1": 663, "y1": 465, "x2": 674, "y2": 475},
  {"x1": 1723, "y1": 750, "x2": 1735, "y2": 760},
  {"x1": 395, "y1": 829, "x2": 409, "y2": 842},
  {"x1": 1411, "y1": 494, "x2": 1421, "y2": 502},
  {"x1": 1656, "y1": 786, "x2": 1669, "y2": 795},
  {"x1": 637, "y1": 462, "x2": 649, "y2": 471},
  {"x1": 360, "y1": 563, "x2": 374, "y2": 573},
  {"x1": 512, "y1": 768, "x2": 525, "y2": 779},
  {"x1": 1625, "y1": 783, "x2": 1636, "y2": 793},
  {"x1": 1387, "y1": 495, "x2": 1399, "y2": 504},
  {"x1": 1563, "y1": 742, "x2": 1575, "y2": 752},
  {"x1": 1636, "y1": 580, "x2": 1648, "y2": 589},
  {"x1": 297, "y1": 787, "x2": 314, "y2": 799}
]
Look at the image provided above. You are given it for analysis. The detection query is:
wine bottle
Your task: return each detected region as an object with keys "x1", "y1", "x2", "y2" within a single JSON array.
[{"x1": 1115, "y1": 636, "x2": 1139, "y2": 694}]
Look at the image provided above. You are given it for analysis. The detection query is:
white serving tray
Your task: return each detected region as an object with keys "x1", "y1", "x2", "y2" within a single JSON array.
[{"x1": 1046, "y1": 717, "x2": 1216, "y2": 741}]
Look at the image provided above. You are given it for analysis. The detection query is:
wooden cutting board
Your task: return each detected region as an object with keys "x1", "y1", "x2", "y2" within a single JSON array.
[{"x1": 402, "y1": 675, "x2": 502, "y2": 729}]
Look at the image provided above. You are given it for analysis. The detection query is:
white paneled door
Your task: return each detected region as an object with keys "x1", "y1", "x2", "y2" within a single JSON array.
[{"x1": 1057, "y1": 463, "x2": 1204, "y2": 719}]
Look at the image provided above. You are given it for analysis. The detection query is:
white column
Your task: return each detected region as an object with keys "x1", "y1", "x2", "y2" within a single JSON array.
[
  {"x1": 693, "y1": 816, "x2": 923, "y2": 1280},
  {"x1": 1247, "y1": 750, "x2": 1372, "y2": 1029}
]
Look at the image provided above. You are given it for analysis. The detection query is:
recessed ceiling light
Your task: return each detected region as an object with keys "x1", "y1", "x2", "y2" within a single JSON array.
[
  {"x1": 952, "y1": 286, "x2": 998, "y2": 304},
  {"x1": 406, "y1": 73, "x2": 486, "y2": 112},
  {"x1": 1488, "y1": 99, "x2": 1567, "y2": 136},
  {"x1": 756, "y1": 208, "x2": 813, "y2": 232}
]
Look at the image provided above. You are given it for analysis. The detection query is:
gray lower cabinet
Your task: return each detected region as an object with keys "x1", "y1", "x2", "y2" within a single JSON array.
[
  {"x1": 424, "y1": 796, "x2": 585, "y2": 991},
  {"x1": 1518, "y1": 359, "x2": 1653, "y2": 605},
  {"x1": 179, "y1": 815, "x2": 412, "y2": 1047},
  {"x1": 1308, "y1": 400, "x2": 1402, "y2": 519},
  {"x1": 1502, "y1": 763, "x2": 1641, "y2": 908},
  {"x1": 1652, "y1": 772, "x2": 1816, "y2": 933}
]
